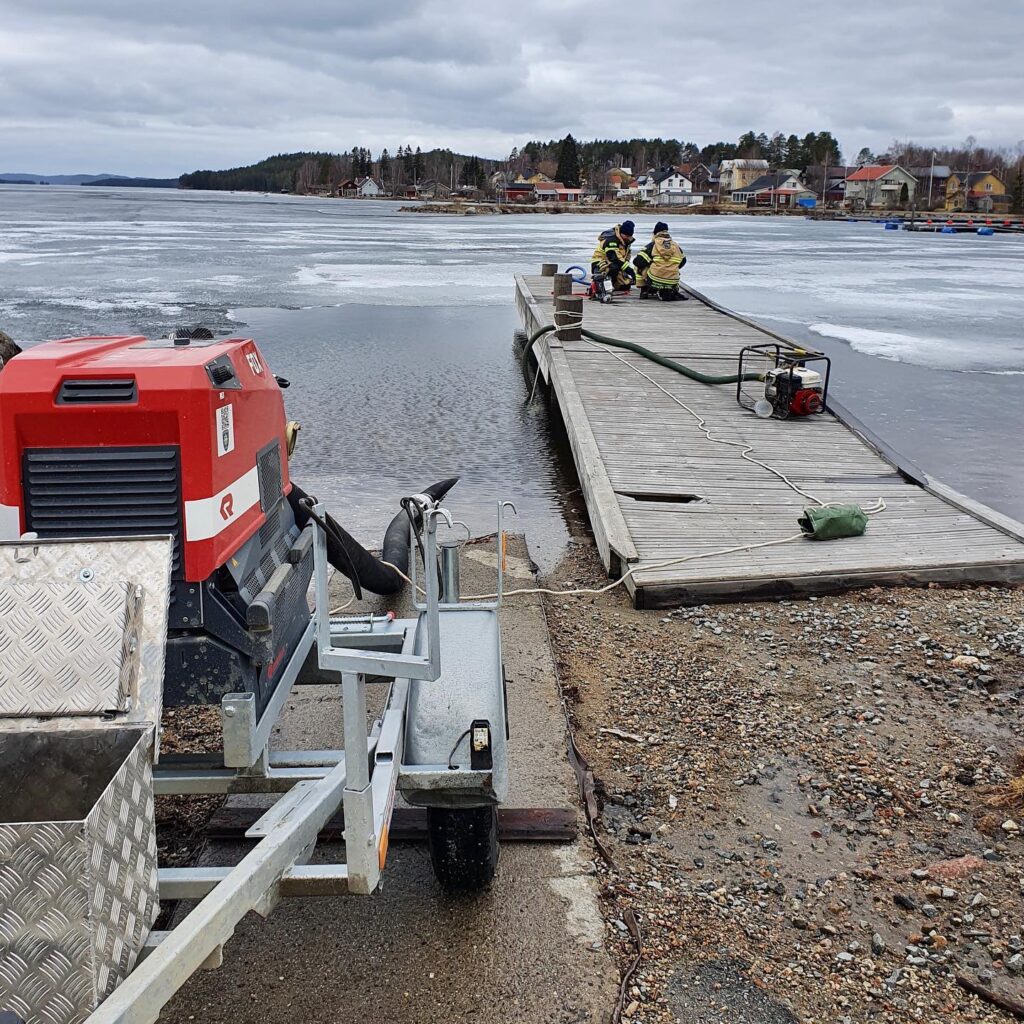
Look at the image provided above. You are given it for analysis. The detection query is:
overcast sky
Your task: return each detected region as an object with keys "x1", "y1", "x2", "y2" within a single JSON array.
[{"x1": 2, "y1": 0, "x2": 1022, "y2": 176}]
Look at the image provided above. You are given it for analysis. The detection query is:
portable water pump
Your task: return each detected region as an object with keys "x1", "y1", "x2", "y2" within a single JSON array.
[
  {"x1": 0, "y1": 330, "x2": 443, "y2": 716},
  {"x1": 736, "y1": 343, "x2": 831, "y2": 420}
]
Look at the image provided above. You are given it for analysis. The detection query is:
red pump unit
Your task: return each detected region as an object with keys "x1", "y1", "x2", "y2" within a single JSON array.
[{"x1": 0, "y1": 332, "x2": 312, "y2": 714}]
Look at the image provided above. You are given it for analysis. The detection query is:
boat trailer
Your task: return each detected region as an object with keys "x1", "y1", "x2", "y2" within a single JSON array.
[{"x1": 0, "y1": 496, "x2": 514, "y2": 1024}]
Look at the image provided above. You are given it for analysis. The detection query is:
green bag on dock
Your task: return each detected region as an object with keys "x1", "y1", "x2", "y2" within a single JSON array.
[{"x1": 798, "y1": 504, "x2": 868, "y2": 541}]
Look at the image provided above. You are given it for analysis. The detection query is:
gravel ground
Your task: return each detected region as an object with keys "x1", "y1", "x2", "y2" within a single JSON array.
[
  {"x1": 156, "y1": 703, "x2": 221, "y2": 868},
  {"x1": 542, "y1": 537, "x2": 1024, "y2": 1023}
]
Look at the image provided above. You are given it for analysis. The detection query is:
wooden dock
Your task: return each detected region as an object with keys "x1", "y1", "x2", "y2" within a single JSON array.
[{"x1": 515, "y1": 272, "x2": 1024, "y2": 608}]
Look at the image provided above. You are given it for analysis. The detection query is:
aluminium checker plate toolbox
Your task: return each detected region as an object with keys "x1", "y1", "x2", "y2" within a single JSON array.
[{"x1": 0, "y1": 536, "x2": 172, "y2": 1024}]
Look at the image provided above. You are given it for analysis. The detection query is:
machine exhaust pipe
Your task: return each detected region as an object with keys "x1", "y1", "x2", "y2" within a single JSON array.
[{"x1": 288, "y1": 478, "x2": 458, "y2": 598}]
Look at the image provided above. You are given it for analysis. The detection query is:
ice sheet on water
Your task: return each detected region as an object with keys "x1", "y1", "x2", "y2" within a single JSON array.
[
  {"x1": 292, "y1": 261, "x2": 520, "y2": 305},
  {"x1": 807, "y1": 321, "x2": 1024, "y2": 373}
]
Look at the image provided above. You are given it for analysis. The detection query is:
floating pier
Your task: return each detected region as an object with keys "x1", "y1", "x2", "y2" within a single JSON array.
[{"x1": 516, "y1": 271, "x2": 1024, "y2": 608}]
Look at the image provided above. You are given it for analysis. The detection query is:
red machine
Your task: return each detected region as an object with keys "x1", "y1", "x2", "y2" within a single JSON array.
[{"x1": 0, "y1": 331, "x2": 311, "y2": 713}]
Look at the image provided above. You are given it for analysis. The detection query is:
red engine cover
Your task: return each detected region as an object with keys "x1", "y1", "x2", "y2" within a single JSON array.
[
  {"x1": 790, "y1": 388, "x2": 823, "y2": 416},
  {"x1": 0, "y1": 335, "x2": 290, "y2": 582}
]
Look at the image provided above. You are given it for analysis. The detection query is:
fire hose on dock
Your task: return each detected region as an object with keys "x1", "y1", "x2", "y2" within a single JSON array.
[{"x1": 520, "y1": 323, "x2": 764, "y2": 387}]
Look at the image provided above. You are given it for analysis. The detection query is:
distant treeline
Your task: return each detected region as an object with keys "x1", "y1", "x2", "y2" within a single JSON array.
[
  {"x1": 179, "y1": 149, "x2": 501, "y2": 194},
  {"x1": 179, "y1": 130, "x2": 1024, "y2": 198}
]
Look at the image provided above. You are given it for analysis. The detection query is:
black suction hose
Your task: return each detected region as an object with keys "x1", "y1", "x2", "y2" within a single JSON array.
[
  {"x1": 520, "y1": 324, "x2": 763, "y2": 386},
  {"x1": 288, "y1": 478, "x2": 458, "y2": 597}
]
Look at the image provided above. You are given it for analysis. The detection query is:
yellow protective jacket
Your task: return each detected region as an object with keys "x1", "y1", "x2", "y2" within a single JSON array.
[
  {"x1": 633, "y1": 232, "x2": 686, "y2": 287},
  {"x1": 591, "y1": 226, "x2": 632, "y2": 275}
]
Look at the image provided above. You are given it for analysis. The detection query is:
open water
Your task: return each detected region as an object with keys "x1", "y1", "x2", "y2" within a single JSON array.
[{"x1": 1, "y1": 186, "x2": 1020, "y2": 566}]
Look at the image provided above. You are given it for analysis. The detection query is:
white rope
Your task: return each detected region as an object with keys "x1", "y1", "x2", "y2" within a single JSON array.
[
  {"x1": 337, "y1": 332, "x2": 884, "y2": 607},
  {"x1": 581, "y1": 337, "x2": 885, "y2": 515}
]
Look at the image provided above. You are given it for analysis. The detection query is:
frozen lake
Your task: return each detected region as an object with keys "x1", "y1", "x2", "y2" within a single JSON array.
[{"x1": 2, "y1": 185, "x2": 1020, "y2": 564}]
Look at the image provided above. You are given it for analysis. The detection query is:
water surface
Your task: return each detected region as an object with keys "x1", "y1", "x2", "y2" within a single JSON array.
[{"x1": 1, "y1": 186, "x2": 1020, "y2": 564}]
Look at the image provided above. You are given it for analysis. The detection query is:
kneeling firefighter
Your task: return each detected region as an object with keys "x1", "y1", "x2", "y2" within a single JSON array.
[
  {"x1": 633, "y1": 221, "x2": 687, "y2": 300},
  {"x1": 591, "y1": 220, "x2": 636, "y2": 292}
]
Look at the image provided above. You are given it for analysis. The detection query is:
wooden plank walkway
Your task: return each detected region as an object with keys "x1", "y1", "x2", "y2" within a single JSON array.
[{"x1": 515, "y1": 273, "x2": 1024, "y2": 608}]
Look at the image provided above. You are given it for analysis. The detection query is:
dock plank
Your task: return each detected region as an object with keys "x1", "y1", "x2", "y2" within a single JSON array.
[{"x1": 515, "y1": 274, "x2": 1024, "y2": 607}]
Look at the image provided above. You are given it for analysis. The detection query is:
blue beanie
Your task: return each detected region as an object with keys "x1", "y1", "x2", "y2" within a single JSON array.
[{"x1": 620, "y1": 220, "x2": 635, "y2": 236}]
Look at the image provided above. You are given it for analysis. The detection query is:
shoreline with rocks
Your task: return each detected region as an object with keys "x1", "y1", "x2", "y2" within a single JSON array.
[{"x1": 541, "y1": 536, "x2": 1024, "y2": 1022}]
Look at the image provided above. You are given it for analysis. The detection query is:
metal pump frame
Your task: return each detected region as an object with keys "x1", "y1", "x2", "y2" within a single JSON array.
[{"x1": 2, "y1": 495, "x2": 511, "y2": 1024}]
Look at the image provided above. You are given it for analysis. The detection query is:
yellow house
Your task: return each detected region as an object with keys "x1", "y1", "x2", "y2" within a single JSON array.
[{"x1": 945, "y1": 171, "x2": 1007, "y2": 211}]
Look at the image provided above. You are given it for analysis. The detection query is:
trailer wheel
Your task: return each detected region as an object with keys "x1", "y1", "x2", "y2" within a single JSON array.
[{"x1": 427, "y1": 805, "x2": 499, "y2": 893}]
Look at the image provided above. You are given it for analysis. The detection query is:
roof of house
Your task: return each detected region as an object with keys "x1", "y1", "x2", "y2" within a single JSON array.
[
  {"x1": 722, "y1": 159, "x2": 770, "y2": 170},
  {"x1": 950, "y1": 170, "x2": 1003, "y2": 186},
  {"x1": 506, "y1": 181, "x2": 535, "y2": 190},
  {"x1": 652, "y1": 166, "x2": 689, "y2": 184},
  {"x1": 736, "y1": 171, "x2": 802, "y2": 193},
  {"x1": 847, "y1": 164, "x2": 901, "y2": 181},
  {"x1": 534, "y1": 181, "x2": 568, "y2": 191}
]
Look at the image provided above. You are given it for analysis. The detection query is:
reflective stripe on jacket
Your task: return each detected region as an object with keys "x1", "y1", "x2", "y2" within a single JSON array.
[
  {"x1": 642, "y1": 232, "x2": 685, "y2": 287},
  {"x1": 591, "y1": 226, "x2": 631, "y2": 274}
]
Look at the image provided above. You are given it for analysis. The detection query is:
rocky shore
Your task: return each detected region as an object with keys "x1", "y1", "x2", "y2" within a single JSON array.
[{"x1": 543, "y1": 537, "x2": 1024, "y2": 1023}]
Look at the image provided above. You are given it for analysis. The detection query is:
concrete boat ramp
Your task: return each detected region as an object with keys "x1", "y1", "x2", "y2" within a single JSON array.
[{"x1": 516, "y1": 272, "x2": 1024, "y2": 609}]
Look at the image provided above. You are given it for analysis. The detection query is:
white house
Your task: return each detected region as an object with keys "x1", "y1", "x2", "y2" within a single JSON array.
[
  {"x1": 843, "y1": 165, "x2": 917, "y2": 209},
  {"x1": 356, "y1": 177, "x2": 382, "y2": 197},
  {"x1": 651, "y1": 167, "x2": 692, "y2": 198}
]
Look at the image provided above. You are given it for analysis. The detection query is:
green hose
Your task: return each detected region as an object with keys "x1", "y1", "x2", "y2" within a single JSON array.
[{"x1": 520, "y1": 324, "x2": 762, "y2": 388}]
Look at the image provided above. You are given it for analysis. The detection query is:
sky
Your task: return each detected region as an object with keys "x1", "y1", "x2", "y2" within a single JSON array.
[{"x1": 1, "y1": 0, "x2": 1023, "y2": 177}]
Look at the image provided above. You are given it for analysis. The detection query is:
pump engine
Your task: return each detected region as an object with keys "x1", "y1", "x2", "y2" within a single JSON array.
[{"x1": 0, "y1": 332, "x2": 311, "y2": 714}]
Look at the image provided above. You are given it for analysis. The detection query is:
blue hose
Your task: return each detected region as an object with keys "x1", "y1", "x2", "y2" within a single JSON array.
[{"x1": 565, "y1": 264, "x2": 591, "y2": 286}]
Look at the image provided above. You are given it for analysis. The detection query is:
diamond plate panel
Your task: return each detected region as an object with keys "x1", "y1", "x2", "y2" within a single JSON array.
[
  {"x1": 0, "y1": 538, "x2": 171, "y2": 748},
  {"x1": 0, "y1": 731, "x2": 158, "y2": 1024},
  {"x1": 85, "y1": 732, "x2": 159, "y2": 1001},
  {"x1": 0, "y1": 581, "x2": 143, "y2": 717}
]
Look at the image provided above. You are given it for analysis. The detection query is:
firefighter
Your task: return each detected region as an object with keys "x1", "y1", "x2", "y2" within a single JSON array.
[
  {"x1": 591, "y1": 220, "x2": 636, "y2": 290},
  {"x1": 633, "y1": 222, "x2": 687, "y2": 300}
]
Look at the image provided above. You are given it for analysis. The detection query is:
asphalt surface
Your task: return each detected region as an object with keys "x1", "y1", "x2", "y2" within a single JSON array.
[{"x1": 161, "y1": 535, "x2": 617, "y2": 1024}]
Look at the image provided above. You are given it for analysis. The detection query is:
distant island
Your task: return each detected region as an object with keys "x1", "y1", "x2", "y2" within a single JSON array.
[{"x1": 0, "y1": 172, "x2": 177, "y2": 187}]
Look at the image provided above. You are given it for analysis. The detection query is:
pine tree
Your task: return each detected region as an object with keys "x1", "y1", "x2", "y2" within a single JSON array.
[
  {"x1": 379, "y1": 149, "x2": 391, "y2": 187},
  {"x1": 555, "y1": 134, "x2": 581, "y2": 187},
  {"x1": 413, "y1": 146, "x2": 424, "y2": 182}
]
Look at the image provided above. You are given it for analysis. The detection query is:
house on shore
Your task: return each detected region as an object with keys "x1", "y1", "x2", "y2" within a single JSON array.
[
  {"x1": 355, "y1": 177, "x2": 382, "y2": 198},
  {"x1": 731, "y1": 170, "x2": 815, "y2": 208},
  {"x1": 535, "y1": 181, "x2": 583, "y2": 203},
  {"x1": 503, "y1": 181, "x2": 536, "y2": 202},
  {"x1": 945, "y1": 171, "x2": 1008, "y2": 212},
  {"x1": 844, "y1": 165, "x2": 917, "y2": 209},
  {"x1": 335, "y1": 178, "x2": 358, "y2": 196},
  {"x1": 416, "y1": 180, "x2": 453, "y2": 201},
  {"x1": 908, "y1": 165, "x2": 952, "y2": 208},
  {"x1": 718, "y1": 159, "x2": 770, "y2": 194},
  {"x1": 678, "y1": 162, "x2": 714, "y2": 191}
]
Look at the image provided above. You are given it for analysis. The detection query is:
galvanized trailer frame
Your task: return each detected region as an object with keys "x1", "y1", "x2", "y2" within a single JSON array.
[{"x1": 1, "y1": 496, "x2": 512, "y2": 1024}]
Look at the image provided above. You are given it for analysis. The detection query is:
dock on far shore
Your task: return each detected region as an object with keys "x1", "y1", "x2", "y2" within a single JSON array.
[{"x1": 515, "y1": 271, "x2": 1024, "y2": 609}]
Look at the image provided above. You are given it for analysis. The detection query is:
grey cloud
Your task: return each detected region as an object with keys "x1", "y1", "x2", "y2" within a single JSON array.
[{"x1": 0, "y1": 0, "x2": 1022, "y2": 176}]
